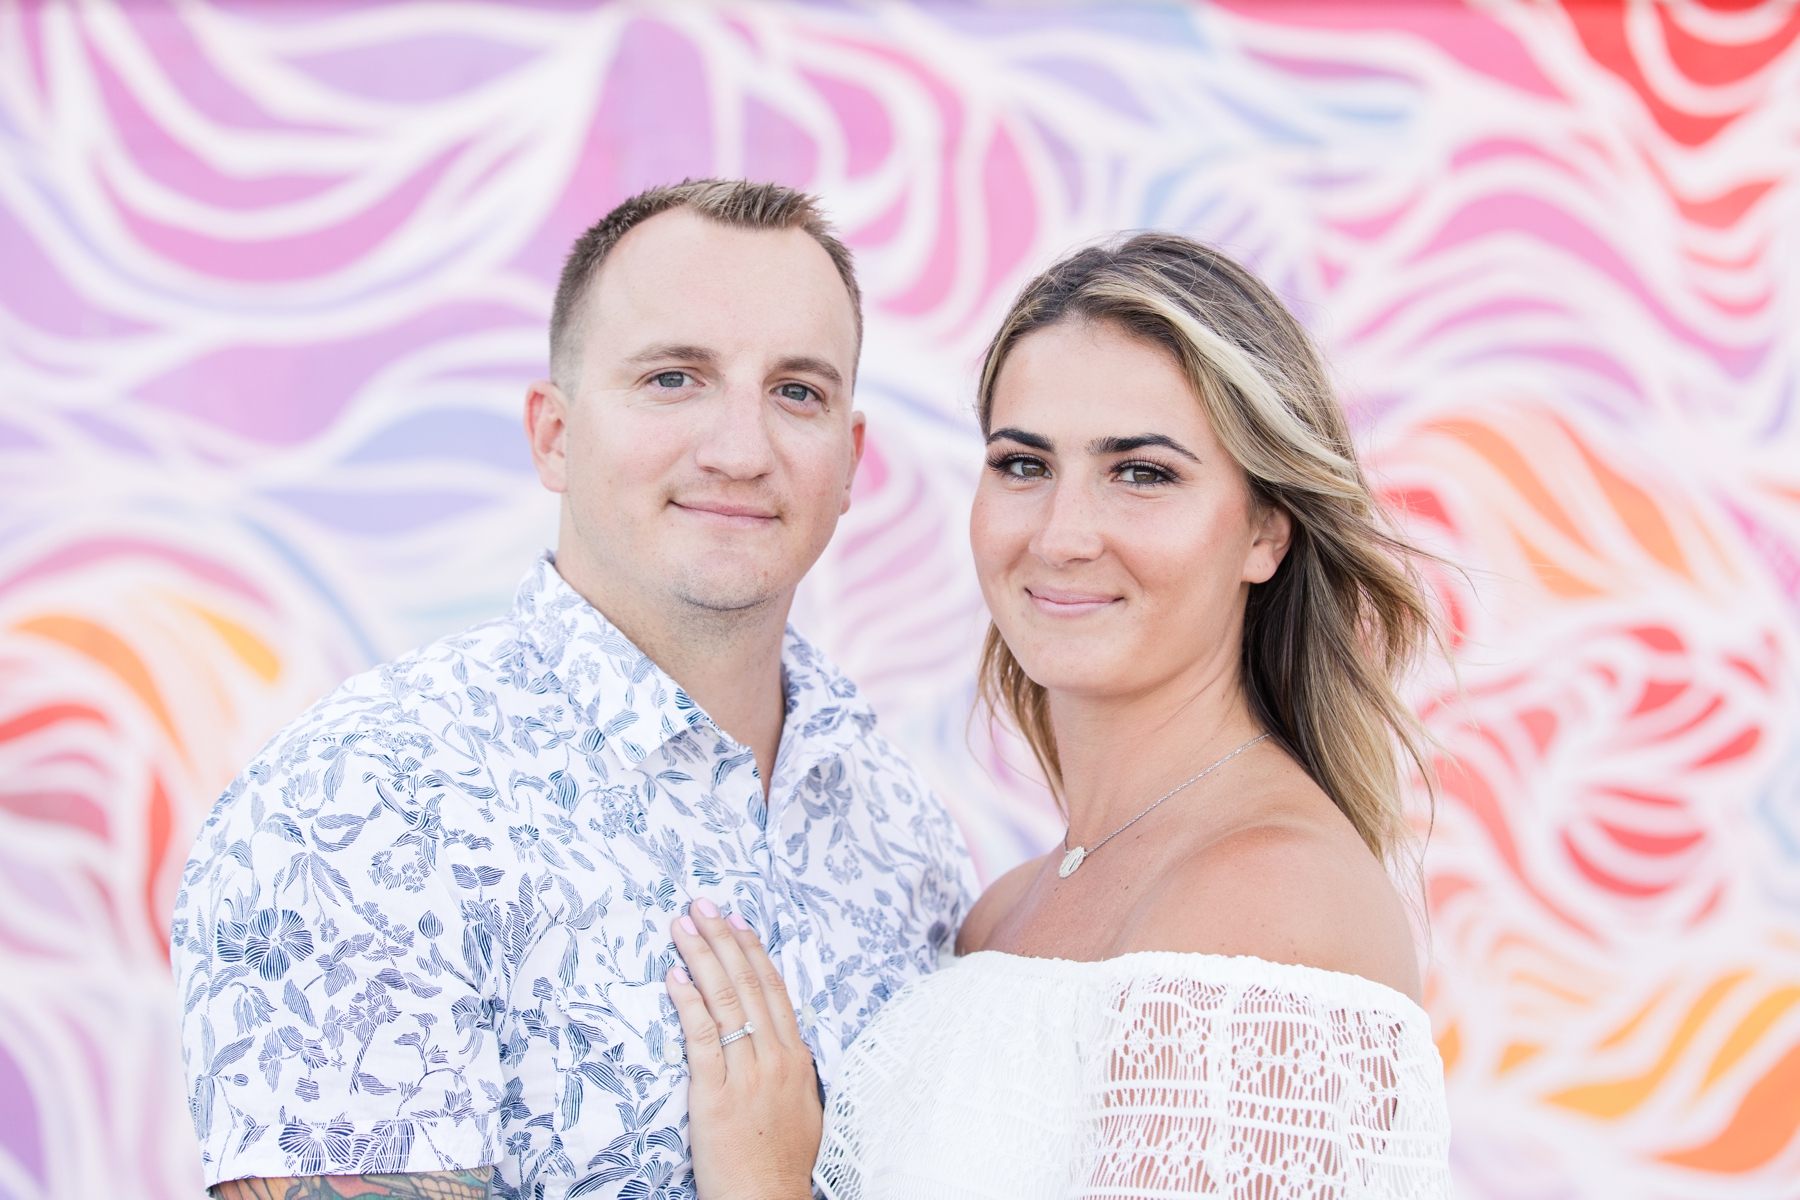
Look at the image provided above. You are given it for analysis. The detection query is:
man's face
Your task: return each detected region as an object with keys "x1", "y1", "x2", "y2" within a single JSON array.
[{"x1": 527, "y1": 208, "x2": 864, "y2": 621}]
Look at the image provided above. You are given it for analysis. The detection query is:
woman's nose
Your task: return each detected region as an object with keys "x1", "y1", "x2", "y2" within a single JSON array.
[{"x1": 1028, "y1": 477, "x2": 1104, "y2": 566}]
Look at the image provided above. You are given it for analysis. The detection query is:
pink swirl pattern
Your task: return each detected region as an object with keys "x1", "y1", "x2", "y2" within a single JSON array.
[{"x1": 2, "y1": 3, "x2": 1798, "y2": 1197}]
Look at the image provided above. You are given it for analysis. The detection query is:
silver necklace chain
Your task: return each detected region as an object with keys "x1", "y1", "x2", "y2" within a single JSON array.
[{"x1": 1058, "y1": 734, "x2": 1269, "y2": 878}]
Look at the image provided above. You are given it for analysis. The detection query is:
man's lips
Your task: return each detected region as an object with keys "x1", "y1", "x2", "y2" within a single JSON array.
[
  {"x1": 672, "y1": 501, "x2": 779, "y2": 526},
  {"x1": 1025, "y1": 586, "x2": 1120, "y2": 616}
]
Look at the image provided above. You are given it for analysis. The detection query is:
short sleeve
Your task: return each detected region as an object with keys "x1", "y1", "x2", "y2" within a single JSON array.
[
  {"x1": 172, "y1": 721, "x2": 509, "y2": 1183},
  {"x1": 1073, "y1": 977, "x2": 1453, "y2": 1199}
]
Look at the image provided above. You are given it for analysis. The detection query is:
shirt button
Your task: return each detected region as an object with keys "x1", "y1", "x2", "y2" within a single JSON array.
[
  {"x1": 662, "y1": 1040, "x2": 683, "y2": 1065},
  {"x1": 799, "y1": 1004, "x2": 817, "y2": 1028}
]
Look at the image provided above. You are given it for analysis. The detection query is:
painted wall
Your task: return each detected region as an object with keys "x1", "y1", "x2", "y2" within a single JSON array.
[{"x1": 3, "y1": 2, "x2": 1799, "y2": 1196}]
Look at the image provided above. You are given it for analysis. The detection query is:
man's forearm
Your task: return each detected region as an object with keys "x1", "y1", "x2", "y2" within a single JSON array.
[{"x1": 211, "y1": 1170, "x2": 492, "y2": 1200}]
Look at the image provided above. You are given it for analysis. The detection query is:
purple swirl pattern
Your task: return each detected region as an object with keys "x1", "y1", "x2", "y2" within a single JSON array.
[{"x1": 2, "y1": 3, "x2": 1799, "y2": 1197}]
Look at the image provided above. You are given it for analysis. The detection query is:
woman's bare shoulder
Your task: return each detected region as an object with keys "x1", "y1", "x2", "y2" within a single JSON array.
[
  {"x1": 1126, "y1": 815, "x2": 1422, "y2": 1002},
  {"x1": 955, "y1": 855, "x2": 1046, "y2": 956}
]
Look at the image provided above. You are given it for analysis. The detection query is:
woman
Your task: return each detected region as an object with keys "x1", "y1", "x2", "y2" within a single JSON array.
[{"x1": 663, "y1": 233, "x2": 1453, "y2": 1198}]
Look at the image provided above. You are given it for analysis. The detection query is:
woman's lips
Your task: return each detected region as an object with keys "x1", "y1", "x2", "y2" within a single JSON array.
[{"x1": 1025, "y1": 587, "x2": 1120, "y2": 616}]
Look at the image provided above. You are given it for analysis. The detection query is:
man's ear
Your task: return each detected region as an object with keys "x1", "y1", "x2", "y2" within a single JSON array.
[
  {"x1": 1243, "y1": 499, "x2": 1293, "y2": 585},
  {"x1": 524, "y1": 380, "x2": 570, "y2": 494},
  {"x1": 841, "y1": 410, "x2": 868, "y2": 515}
]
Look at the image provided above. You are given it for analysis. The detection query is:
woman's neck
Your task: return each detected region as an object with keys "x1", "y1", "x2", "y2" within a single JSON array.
[{"x1": 1049, "y1": 657, "x2": 1266, "y2": 850}]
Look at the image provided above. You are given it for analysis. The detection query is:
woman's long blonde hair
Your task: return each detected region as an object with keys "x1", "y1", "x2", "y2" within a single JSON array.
[{"x1": 975, "y1": 233, "x2": 1438, "y2": 865}]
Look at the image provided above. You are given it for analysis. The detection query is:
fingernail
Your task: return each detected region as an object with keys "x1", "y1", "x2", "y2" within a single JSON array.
[
  {"x1": 727, "y1": 912, "x2": 750, "y2": 931},
  {"x1": 694, "y1": 897, "x2": 719, "y2": 919},
  {"x1": 679, "y1": 916, "x2": 698, "y2": 936},
  {"x1": 670, "y1": 966, "x2": 691, "y2": 985}
]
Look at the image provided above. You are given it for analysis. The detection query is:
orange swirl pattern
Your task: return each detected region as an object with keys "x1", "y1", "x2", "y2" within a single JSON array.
[{"x1": 1, "y1": 3, "x2": 1798, "y2": 1197}]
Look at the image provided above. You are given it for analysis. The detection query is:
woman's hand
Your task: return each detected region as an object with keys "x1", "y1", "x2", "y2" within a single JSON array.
[{"x1": 666, "y1": 898, "x2": 821, "y2": 1200}]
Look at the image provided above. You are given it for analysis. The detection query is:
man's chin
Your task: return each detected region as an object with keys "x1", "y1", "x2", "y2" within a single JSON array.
[
  {"x1": 666, "y1": 567, "x2": 790, "y2": 617},
  {"x1": 672, "y1": 589, "x2": 781, "y2": 615}
]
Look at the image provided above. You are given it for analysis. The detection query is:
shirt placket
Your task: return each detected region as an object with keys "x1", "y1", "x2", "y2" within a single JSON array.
[
  {"x1": 765, "y1": 743, "x2": 852, "y2": 1070},
  {"x1": 696, "y1": 722, "x2": 806, "y2": 1020}
]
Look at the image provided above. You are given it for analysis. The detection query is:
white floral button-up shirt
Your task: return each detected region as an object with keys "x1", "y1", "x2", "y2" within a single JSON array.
[{"x1": 172, "y1": 554, "x2": 976, "y2": 1199}]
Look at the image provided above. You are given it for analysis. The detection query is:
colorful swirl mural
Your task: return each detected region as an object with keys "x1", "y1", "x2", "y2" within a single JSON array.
[{"x1": 2, "y1": 2, "x2": 1798, "y2": 1197}]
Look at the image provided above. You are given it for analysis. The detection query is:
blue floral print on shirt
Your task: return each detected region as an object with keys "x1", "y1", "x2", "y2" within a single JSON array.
[{"x1": 172, "y1": 553, "x2": 976, "y2": 1199}]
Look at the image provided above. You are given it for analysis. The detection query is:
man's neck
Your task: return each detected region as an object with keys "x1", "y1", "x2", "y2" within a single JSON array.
[{"x1": 550, "y1": 552, "x2": 790, "y2": 801}]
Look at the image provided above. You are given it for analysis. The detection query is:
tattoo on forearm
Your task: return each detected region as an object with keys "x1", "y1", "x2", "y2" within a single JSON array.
[{"x1": 211, "y1": 1169, "x2": 492, "y2": 1200}]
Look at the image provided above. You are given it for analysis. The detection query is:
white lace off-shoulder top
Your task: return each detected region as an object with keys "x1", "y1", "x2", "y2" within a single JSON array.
[{"x1": 814, "y1": 951, "x2": 1452, "y2": 1199}]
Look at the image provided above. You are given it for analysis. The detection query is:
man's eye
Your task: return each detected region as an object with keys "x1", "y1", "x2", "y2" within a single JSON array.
[
  {"x1": 777, "y1": 382, "x2": 817, "y2": 404},
  {"x1": 652, "y1": 372, "x2": 690, "y2": 389}
]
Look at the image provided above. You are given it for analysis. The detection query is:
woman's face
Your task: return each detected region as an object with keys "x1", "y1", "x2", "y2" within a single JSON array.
[{"x1": 971, "y1": 319, "x2": 1291, "y2": 703}]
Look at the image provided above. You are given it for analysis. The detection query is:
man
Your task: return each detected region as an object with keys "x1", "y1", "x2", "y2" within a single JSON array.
[{"x1": 173, "y1": 180, "x2": 976, "y2": 1200}]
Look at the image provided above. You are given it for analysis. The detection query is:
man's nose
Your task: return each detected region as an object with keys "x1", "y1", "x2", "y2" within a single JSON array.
[
  {"x1": 692, "y1": 380, "x2": 778, "y2": 480},
  {"x1": 1028, "y1": 476, "x2": 1104, "y2": 567}
]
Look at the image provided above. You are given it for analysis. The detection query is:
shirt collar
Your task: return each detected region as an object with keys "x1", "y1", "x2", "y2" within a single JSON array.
[
  {"x1": 769, "y1": 624, "x2": 879, "y2": 819},
  {"x1": 509, "y1": 553, "x2": 708, "y2": 768},
  {"x1": 509, "y1": 554, "x2": 878, "y2": 797}
]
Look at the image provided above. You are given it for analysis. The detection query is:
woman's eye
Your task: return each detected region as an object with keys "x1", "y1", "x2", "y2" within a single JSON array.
[
  {"x1": 777, "y1": 382, "x2": 817, "y2": 405},
  {"x1": 652, "y1": 371, "x2": 690, "y2": 389},
  {"x1": 1003, "y1": 457, "x2": 1049, "y2": 478},
  {"x1": 1119, "y1": 464, "x2": 1168, "y2": 485}
]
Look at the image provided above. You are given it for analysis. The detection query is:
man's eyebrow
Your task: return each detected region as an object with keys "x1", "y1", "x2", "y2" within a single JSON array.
[
  {"x1": 775, "y1": 356, "x2": 844, "y2": 387},
  {"x1": 625, "y1": 343, "x2": 720, "y2": 367},
  {"x1": 1090, "y1": 433, "x2": 1201, "y2": 462}
]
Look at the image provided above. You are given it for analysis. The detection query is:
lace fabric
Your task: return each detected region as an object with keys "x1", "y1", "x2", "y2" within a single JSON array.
[{"x1": 815, "y1": 951, "x2": 1452, "y2": 1199}]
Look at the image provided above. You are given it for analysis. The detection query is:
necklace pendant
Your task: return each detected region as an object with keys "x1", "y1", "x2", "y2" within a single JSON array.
[{"x1": 1058, "y1": 846, "x2": 1087, "y2": 878}]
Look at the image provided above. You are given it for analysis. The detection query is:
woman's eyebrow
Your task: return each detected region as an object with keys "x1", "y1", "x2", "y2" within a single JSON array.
[
  {"x1": 986, "y1": 427, "x2": 1054, "y2": 451},
  {"x1": 1090, "y1": 433, "x2": 1200, "y2": 462}
]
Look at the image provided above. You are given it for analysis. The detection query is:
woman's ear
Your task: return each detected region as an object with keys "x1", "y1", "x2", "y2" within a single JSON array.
[{"x1": 1243, "y1": 500, "x2": 1293, "y2": 585}]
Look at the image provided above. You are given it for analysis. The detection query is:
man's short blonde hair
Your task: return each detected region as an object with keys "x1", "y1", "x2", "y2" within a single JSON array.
[{"x1": 549, "y1": 178, "x2": 862, "y2": 391}]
